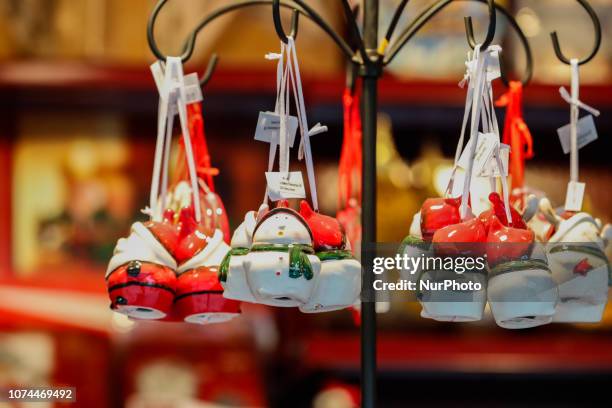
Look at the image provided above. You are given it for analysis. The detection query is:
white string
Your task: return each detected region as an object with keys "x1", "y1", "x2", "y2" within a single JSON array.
[
  {"x1": 484, "y1": 66, "x2": 512, "y2": 225},
  {"x1": 287, "y1": 36, "x2": 320, "y2": 211},
  {"x1": 148, "y1": 57, "x2": 201, "y2": 223},
  {"x1": 176, "y1": 91, "x2": 202, "y2": 223},
  {"x1": 149, "y1": 96, "x2": 169, "y2": 221},
  {"x1": 445, "y1": 51, "x2": 477, "y2": 198},
  {"x1": 263, "y1": 46, "x2": 285, "y2": 204},
  {"x1": 569, "y1": 59, "x2": 581, "y2": 183},
  {"x1": 161, "y1": 112, "x2": 174, "y2": 202},
  {"x1": 459, "y1": 45, "x2": 488, "y2": 219}
]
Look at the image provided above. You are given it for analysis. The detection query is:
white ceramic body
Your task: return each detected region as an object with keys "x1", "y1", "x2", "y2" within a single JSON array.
[
  {"x1": 244, "y1": 251, "x2": 320, "y2": 307},
  {"x1": 300, "y1": 258, "x2": 362, "y2": 313},
  {"x1": 549, "y1": 254, "x2": 608, "y2": 322},
  {"x1": 488, "y1": 267, "x2": 558, "y2": 329},
  {"x1": 221, "y1": 254, "x2": 257, "y2": 302},
  {"x1": 419, "y1": 269, "x2": 487, "y2": 322},
  {"x1": 547, "y1": 213, "x2": 610, "y2": 322}
]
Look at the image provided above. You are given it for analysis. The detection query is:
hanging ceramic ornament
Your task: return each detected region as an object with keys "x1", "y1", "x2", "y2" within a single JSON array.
[
  {"x1": 399, "y1": 46, "x2": 501, "y2": 322},
  {"x1": 244, "y1": 203, "x2": 320, "y2": 306},
  {"x1": 541, "y1": 59, "x2": 611, "y2": 323},
  {"x1": 106, "y1": 57, "x2": 199, "y2": 320},
  {"x1": 167, "y1": 87, "x2": 237, "y2": 324},
  {"x1": 484, "y1": 193, "x2": 558, "y2": 329},
  {"x1": 221, "y1": 37, "x2": 361, "y2": 312},
  {"x1": 170, "y1": 186, "x2": 239, "y2": 325},
  {"x1": 547, "y1": 211, "x2": 610, "y2": 322},
  {"x1": 107, "y1": 58, "x2": 238, "y2": 323}
]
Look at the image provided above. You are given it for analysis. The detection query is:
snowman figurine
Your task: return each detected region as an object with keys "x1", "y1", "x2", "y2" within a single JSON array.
[
  {"x1": 243, "y1": 203, "x2": 321, "y2": 307},
  {"x1": 218, "y1": 204, "x2": 269, "y2": 302},
  {"x1": 106, "y1": 221, "x2": 177, "y2": 319},
  {"x1": 298, "y1": 200, "x2": 361, "y2": 313},
  {"x1": 543, "y1": 204, "x2": 611, "y2": 323}
]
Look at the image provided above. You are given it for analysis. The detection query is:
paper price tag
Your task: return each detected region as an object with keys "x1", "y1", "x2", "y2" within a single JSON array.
[
  {"x1": 557, "y1": 115, "x2": 598, "y2": 154},
  {"x1": 458, "y1": 132, "x2": 499, "y2": 175},
  {"x1": 486, "y1": 48, "x2": 501, "y2": 81},
  {"x1": 182, "y1": 73, "x2": 203, "y2": 104},
  {"x1": 254, "y1": 111, "x2": 299, "y2": 147},
  {"x1": 564, "y1": 181, "x2": 586, "y2": 212},
  {"x1": 479, "y1": 143, "x2": 510, "y2": 177},
  {"x1": 265, "y1": 171, "x2": 306, "y2": 200}
]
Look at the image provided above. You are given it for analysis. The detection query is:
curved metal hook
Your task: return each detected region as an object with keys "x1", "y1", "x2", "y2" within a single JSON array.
[
  {"x1": 384, "y1": 0, "x2": 410, "y2": 48},
  {"x1": 464, "y1": 5, "x2": 533, "y2": 86},
  {"x1": 273, "y1": 0, "x2": 299, "y2": 43},
  {"x1": 148, "y1": 0, "x2": 355, "y2": 63},
  {"x1": 200, "y1": 54, "x2": 219, "y2": 88},
  {"x1": 464, "y1": 0, "x2": 496, "y2": 49},
  {"x1": 385, "y1": 0, "x2": 524, "y2": 68},
  {"x1": 550, "y1": 0, "x2": 601, "y2": 65}
]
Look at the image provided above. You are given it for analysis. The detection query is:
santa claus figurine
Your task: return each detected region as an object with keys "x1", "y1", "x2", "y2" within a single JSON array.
[
  {"x1": 243, "y1": 202, "x2": 321, "y2": 307},
  {"x1": 172, "y1": 202, "x2": 239, "y2": 324},
  {"x1": 298, "y1": 200, "x2": 361, "y2": 313},
  {"x1": 106, "y1": 217, "x2": 178, "y2": 320}
]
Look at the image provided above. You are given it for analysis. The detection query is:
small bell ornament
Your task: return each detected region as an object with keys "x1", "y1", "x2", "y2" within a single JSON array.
[
  {"x1": 106, "y1": 58, "x2": 238, "y2": 324},
  {"x1": 399, "y1": 45, "x2": 504, "y2": 322},
  {"x1": 170, "y1": 188, "x2": 239, "y2": 325},
  {"x1": 542, "y1": 59, "x2": 611, "y2": 323},
  {"x1": 484, "y1": 194, "x2": 558, "y2": 329}
]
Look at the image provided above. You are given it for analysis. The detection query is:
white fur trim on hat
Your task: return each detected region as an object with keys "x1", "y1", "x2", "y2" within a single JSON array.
[{"x1": 106, "y1": 222, "x2": 177, "y2": 278}]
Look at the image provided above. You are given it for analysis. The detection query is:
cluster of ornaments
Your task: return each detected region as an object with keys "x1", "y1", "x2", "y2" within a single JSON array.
[
  {"x1": 220, "y1": 200, "x2": 361, "y2": 313},
  {"x1": 106, "y1": 57, "x2": 240, "y2": 325},
  {"x1": 106, "y1": 181, "x2": 240, "y2": 324},
  {"x1": 401, "y1": 192, "x2": 611, "y2": 328}
]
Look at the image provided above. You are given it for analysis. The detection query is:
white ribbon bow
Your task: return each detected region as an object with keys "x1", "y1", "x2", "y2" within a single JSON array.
[{"x1": 559, "y1": 87, "x2": 600, "y2": 117}]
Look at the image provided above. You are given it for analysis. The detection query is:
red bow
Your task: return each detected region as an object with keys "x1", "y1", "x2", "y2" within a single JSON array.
[
  {"x1": 338, "y1": 84, "x2": 363, "y2": 209},
  {"x1": 495, "y1": 81, "x2": 534, "y2": 191},
  {"x1": 174, "y1": 103, "x2": 219, "y2": 191}
]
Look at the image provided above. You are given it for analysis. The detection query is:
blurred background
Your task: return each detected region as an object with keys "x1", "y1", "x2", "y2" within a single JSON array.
[{"x1": 0, "y1": 0, "x2": 611, "y2": 407}]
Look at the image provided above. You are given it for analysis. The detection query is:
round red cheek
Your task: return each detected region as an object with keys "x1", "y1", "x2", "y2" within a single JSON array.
[{"x1": 275, "y1": 271, "x2": 281, "y2": 276}]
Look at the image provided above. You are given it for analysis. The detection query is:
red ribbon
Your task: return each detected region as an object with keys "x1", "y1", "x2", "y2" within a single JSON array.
[
  {"x1": 174, "y1": 103, "x2": 219, "y2": 191},
  {"x1": 338, "y1": 84, "x2": 363, "y2": 209},
  {"x1": 495, "y1": 81, "x2": 534, "y2": 191}
]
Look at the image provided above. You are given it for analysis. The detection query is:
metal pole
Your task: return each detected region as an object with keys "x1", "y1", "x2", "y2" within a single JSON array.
[{"x1": 361, "y1": 0, "x2": 379, "y2": 407}]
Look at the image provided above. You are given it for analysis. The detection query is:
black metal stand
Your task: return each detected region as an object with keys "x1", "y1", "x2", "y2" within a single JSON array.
[
  {"x1": 146, "y1": 1, "x2": 602, "y2": 406},
  {"x1": 360, "y1": 3, "x2": 380, "y2": 406}
]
